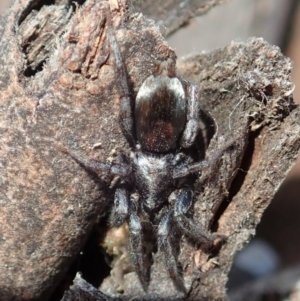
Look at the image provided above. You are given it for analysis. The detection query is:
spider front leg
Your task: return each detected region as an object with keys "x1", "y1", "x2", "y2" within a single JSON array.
[
  {"x1": 111, "y1": 190, "x2": 150, "y2": 290},
  {"x1": 173, "y1": 188, "x2": 223, "y2": 248},
  {"x1": 158, "y1": 187, "x2": 225, "y2": 293},
  {"x1": 128, "y1": 207, "x2": 150, "y2": 291},
  {"x1": 157, "y1": 211, "x2": 186, "y2": 293}
]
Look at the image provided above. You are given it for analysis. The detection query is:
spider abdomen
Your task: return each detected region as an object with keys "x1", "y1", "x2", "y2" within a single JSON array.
[{"x1": 135, "y1": 75, "x2": 187, "y2": 153}]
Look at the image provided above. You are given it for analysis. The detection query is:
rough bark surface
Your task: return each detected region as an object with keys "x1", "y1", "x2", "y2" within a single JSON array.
[
  {"x1": 0, "y1": 0, "x2": 298, "y2": 301},
  {"x1": 175, "y1": 39, "x2": 299, "y2": 301},
  {"x1": 0, "y1": 0, "x2": 176, "y2": 300},
  {"x1": 133, "y1": 0, "x2": 229, "y2": 36}
]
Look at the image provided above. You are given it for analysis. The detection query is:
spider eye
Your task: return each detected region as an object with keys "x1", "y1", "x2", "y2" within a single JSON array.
[{"x1": 135, "y1": 75, "x2": 186, "y2": 153}]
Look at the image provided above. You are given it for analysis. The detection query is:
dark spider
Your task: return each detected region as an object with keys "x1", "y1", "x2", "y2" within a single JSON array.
[{"x1": 61, "y1": 12, "x2": 233, "y2": 294}]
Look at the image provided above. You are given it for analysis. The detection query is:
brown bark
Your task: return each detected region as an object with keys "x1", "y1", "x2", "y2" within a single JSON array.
[{"x1": 0, "y1": 0, "x2": 298, "y2": 301}]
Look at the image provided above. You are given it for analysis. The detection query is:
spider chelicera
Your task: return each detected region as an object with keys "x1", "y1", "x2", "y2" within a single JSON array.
[{"x1": 61, "y1": 11, "x2": 230, "y2": 293}]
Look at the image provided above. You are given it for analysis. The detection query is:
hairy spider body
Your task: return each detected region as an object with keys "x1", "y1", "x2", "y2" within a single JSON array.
[
  {"x1": 135, "y1": 74, "x2": 187, "y2": 153},
  {"x1": 62, "y1": 14, "x2": 229, "y2": 293},
  {"x1": 132, "y1": 152, "x2": 175, "y2": 213}
]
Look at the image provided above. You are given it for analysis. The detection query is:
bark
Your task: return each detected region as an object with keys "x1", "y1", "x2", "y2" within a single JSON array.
[
  {"x1": 0, "y1": 0, "x2": 298, "y2": 301},
  {"x1": 132, "y1": 0, "x2": 229, "y2": 37}
]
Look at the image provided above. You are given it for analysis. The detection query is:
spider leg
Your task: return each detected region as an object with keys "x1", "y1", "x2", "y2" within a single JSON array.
[
  {"x1": 173, "y1": 159, "x2": 210, "y2": 179},
  {"x1": 174, "y1": 188, "x2": 223, "y2": 248},
  {"x1": 106, "y1": 11, "x2": 135, "y2": 147},
  {"x1": 60, "y1": 147, "x2": 129, "y2": 177},
  {"x1": 128, "y1": 209, "x2": 149, "y2": 290},
  {"x1": 173, "y1": 136, "x2": 238, "y2": 179},
  {"x1": 110, "y1": 187, "x2": 129, "y2": 227},
  {"x1": 181, "y1": 84, "x2": 200, "y2": 148},
  {"x1": 157, "y1": 211, "x2": 186, "y2": 293}
]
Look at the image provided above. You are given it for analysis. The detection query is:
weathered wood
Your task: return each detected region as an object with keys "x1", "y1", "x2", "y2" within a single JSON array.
[
  {"x1": 0, "y1": 0, "x2": 176, "y2": 300},
  {"x1": 0, "y1": 0, "x2": 298, "y2": 301},
  {"x1": 176, "y1": 38, "x2": 299, "y2": 301}
]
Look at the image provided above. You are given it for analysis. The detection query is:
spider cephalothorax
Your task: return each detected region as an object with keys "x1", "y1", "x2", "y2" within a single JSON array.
[{"x1": 62, "y1": 15, "x2": 229, "y2": 293}]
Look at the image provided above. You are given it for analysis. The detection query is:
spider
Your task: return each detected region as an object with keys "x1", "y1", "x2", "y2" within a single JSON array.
[{"x1": 61, "y1": 12, "x2": 232, "y2": 293}]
